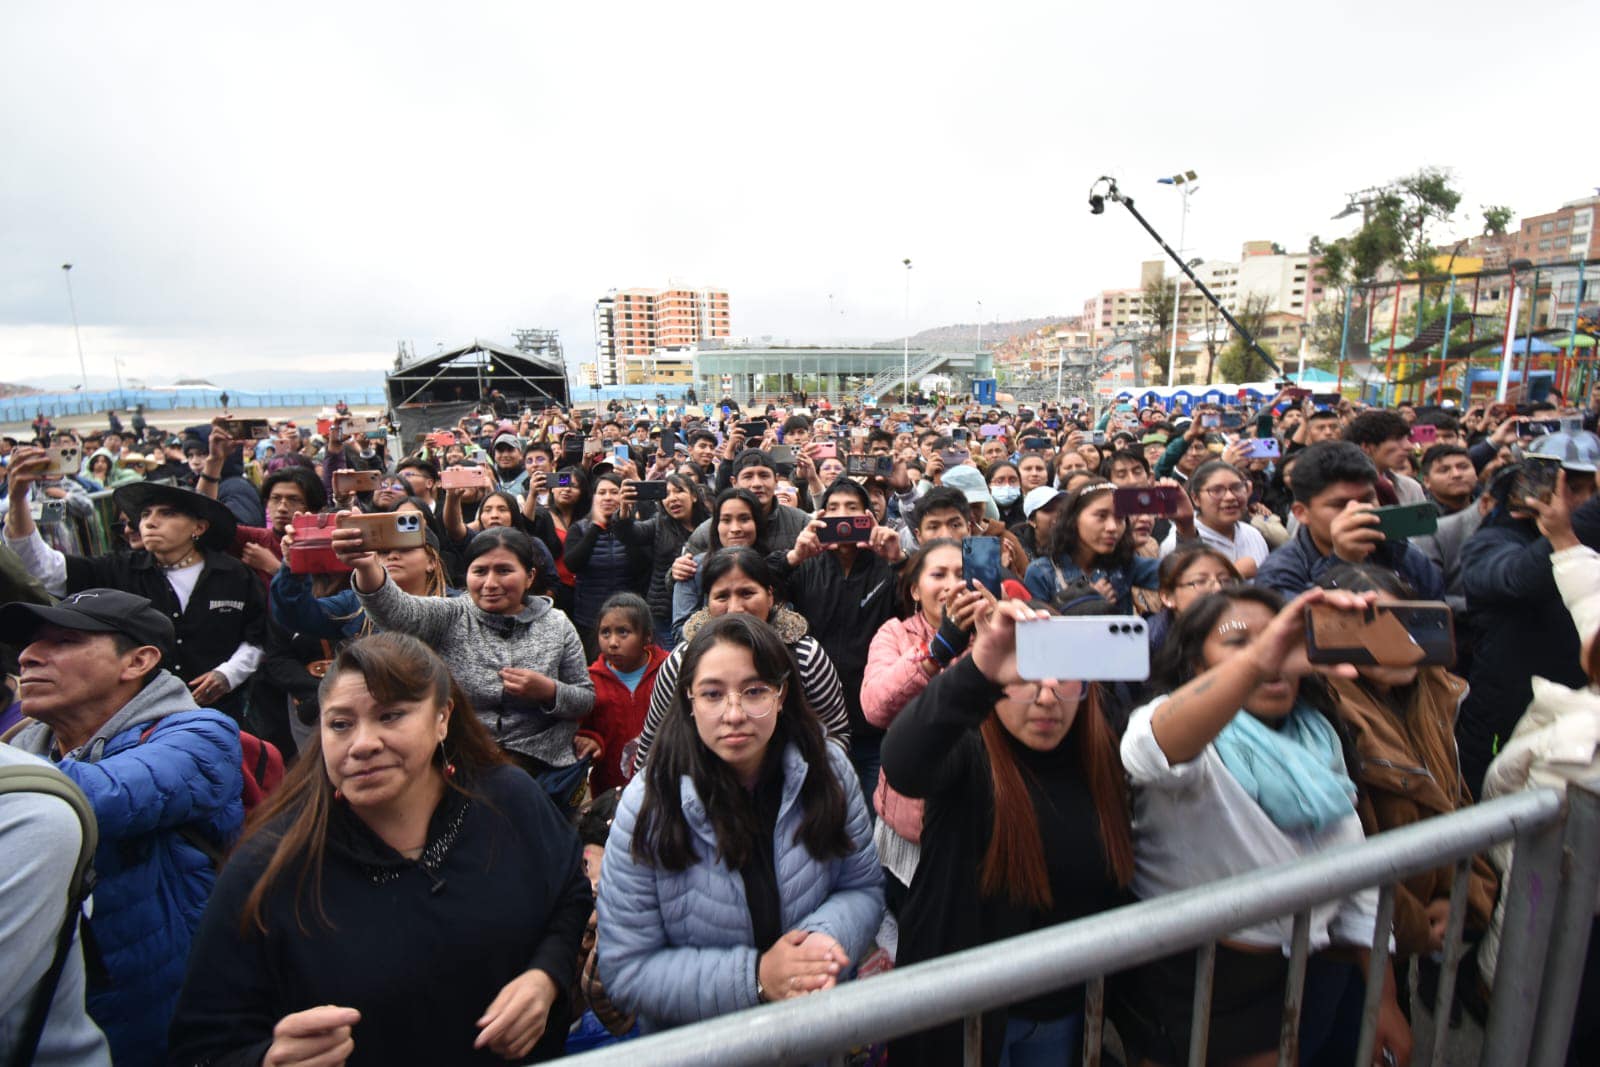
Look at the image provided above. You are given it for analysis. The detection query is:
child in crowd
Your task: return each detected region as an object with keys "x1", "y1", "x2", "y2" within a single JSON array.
[{"x1": 582, "y1": 593, "x2": 668, "y2": 794}]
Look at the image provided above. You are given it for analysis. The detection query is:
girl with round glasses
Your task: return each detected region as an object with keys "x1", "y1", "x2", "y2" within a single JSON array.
[
  {"x1": 1162, "y1": 461, "x2": 1270, "y2": 577},
  {"x1": 596, "y1": 614, "x2": 883, "y2": 1031}
]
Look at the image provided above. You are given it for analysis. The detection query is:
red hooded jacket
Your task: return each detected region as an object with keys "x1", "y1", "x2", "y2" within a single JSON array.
[{"x1": 583, "y1": 644, "x2": 669, "y2": 794}]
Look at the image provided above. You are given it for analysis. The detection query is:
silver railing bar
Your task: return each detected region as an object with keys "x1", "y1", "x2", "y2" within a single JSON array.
[{"x1": 572, "y1": 788, "x2": 1560, "y2": 1067}]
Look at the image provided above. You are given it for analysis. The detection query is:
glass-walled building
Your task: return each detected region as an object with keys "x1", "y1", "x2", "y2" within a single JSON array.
[{"x1": 688, "y1": 344, "x2": 990, "y2": 404}]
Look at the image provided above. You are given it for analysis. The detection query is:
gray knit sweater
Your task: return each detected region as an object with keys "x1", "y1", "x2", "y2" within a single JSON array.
[{"x1": 358, "y1": 577, "x2": 594, "y2": 766}]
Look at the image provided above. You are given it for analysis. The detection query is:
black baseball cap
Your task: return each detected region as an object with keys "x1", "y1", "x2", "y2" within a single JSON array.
[{"x1": 0, "y1": 589, "x2": 175, "y2": 657}]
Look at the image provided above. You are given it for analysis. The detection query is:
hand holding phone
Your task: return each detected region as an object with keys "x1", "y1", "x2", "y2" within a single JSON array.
[{"x1": 962, "y1": 536, "x2": 1002, "y2": 596}]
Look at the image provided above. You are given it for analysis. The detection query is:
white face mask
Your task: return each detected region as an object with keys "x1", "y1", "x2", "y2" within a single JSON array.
[{"x1": 991, "y1": 485, "x2": 1021, "y2": 507}]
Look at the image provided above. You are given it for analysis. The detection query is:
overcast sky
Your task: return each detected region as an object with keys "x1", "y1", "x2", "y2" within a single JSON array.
[{"x1": 2, "y1": 0, "x2": 1592, "y2": 387}]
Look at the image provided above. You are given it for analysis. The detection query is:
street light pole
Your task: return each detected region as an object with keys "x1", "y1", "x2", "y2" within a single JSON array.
[
  {"x1": 1157, "y1": 171, "x2": 1197, "y2": 385},
  {"x1": 61, "y1": 263, "x2": 91, "y2": 396},
  {"x1": 902, "y1": 259, "x2": 913, "y2": 405}
]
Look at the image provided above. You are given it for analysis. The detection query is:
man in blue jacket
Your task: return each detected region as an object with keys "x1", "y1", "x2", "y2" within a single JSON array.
[
  {"x1": 2, "y1": 589, "x2": 243, "y2": 1067},
  {"x1": 1256, "y1": 441, "x2": 1444, "y2": 600}
]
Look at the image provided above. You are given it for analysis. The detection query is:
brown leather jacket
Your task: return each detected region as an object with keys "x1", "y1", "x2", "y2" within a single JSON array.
[{"x1": 1330, "y1": 668, "x2": 1498, "y2": 956}]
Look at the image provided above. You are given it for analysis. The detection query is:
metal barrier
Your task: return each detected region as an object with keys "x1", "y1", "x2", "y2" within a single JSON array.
[{"x1": 571, "y1": 783, "x2": 1600, "y2": 1067}]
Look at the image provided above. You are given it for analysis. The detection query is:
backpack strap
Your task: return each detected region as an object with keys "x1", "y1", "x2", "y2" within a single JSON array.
[{"x1": 0, "y1": 766, "x2": 99, "y2": 1067}]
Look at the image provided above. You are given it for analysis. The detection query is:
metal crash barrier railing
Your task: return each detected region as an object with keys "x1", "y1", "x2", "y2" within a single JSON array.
[{"x1": 571, "y1": 783, "x2": 1600, "y2": 1067}]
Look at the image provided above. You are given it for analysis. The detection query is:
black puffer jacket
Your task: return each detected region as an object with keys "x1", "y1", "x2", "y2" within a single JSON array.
[
  {"x1": 608, "y1": 511, "x2": 694, "y2": 631},
  {"x1": 1458, "y1": 496, "x2": 1600, "y2": 795}
]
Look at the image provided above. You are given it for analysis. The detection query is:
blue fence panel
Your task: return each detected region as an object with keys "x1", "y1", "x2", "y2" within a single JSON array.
[{"x1": 1, "y1": 387, "x2": 389, "y2": 423}]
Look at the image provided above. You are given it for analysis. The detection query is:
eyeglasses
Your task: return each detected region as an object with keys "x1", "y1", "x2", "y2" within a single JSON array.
[
  {"x1": 1199, "y1": 482, "x2": 1251, "y2": 499},
  {"x1": 690, "y1": 675, "x2": 787, "y2": 719},
  {"x1": 1002, "y1": 679, "x2": 1084, "y2": 705},
  {"x1": 1175, "y1": 574, "x2": 1238, "y2": 592}
]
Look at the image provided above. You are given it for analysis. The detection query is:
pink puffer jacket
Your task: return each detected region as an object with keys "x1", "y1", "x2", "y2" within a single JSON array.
[{"x1": 862, "y1": 612, "x2": 969, "y2": 843}]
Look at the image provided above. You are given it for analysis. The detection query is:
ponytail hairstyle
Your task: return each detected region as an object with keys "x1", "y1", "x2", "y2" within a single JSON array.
[{"x1": 237, "y1": 633, "x2": 505, "y2": 935}]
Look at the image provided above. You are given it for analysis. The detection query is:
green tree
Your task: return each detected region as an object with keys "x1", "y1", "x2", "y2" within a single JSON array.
[
  {"x1": 1213, "y1": 294, "x2": 1276, "y2": 383},
  {"x1": 1311, "y1": 168, "x2": 1464, "y2": 287},
  {"x1": 1139, "y1": 275, "x2": 1176, "y2": 386},
  {"x1": 1482, "y1": 205, "x2": 1514, "y2": 237}
]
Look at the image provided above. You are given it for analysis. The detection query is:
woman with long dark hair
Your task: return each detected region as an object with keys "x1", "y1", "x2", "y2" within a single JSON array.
[
  {"x1": 1317, "y1": 564, "x2": 1497, "y2": 958},
  {"x1": 1022, "y1": 482, "x2": 1159, "y2": 613},
  {"x1": 611, "y1": 472, "x2": 709, "y2": 641},
  {"x1": 545, "y1": 466, "x2": 591, "y2": 619},
  {"x1": 859, "y1": 538, "x2": 984, "y2": 901},
  {"x1": 169, "y1": 633, "x2": 591, "y2": 1065},
  {"x1": 883, "y1": 598, "x2": 1134, "y2": 1067},
  {"x1": 564, "y1": 472, "x2": 649, "y2": 660},
  {"x1": 668, "y1": 488, "x2": 770, "y2": 645},
  {"x1": 1117, "y1": 585, "x2": 1411, "y2": 1067},
  {"x1": 595, "y1": 614, "x2": 883, "y2": 1031}
]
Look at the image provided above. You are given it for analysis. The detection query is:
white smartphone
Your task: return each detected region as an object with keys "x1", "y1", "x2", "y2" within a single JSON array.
[{"x1": 1015, "y1": 616, "x2": 1151, "y2": 682}]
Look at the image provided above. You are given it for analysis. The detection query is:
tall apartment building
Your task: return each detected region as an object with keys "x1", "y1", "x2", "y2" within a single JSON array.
[
  {"x1": 1085, "y1": 245, "x2": 1323, "y2": 342},
  {"x1": 591, "y1": 286, "x2": 731, "y2": 386},
  {"x1": 1515, "y1": 194, "x2": 1596, "y2": 266}
]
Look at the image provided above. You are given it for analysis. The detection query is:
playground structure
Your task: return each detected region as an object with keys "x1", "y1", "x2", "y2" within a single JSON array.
[{"x1": 1334, "y1": 255, "x2": 1598, "y2": 407}]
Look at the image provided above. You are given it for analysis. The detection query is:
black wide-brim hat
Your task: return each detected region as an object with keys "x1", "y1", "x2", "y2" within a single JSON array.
[{"x1": 113, "y1": 482, "x2": 238, "y2": 551}]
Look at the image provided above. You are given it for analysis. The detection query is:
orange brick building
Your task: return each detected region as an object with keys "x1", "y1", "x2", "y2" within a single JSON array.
[{"x1": 593, "y1": 286, "x2": 731, "y2": 385}]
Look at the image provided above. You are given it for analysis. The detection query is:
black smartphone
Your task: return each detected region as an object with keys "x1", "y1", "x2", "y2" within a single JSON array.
[
  {"x1": 1305, "y1": 601, "x2": 1455, "y2": 667},
  {"x1": 962, "y1": 536, "x2": 1002, "y2": 596},
  {"x1": 1370, "y1": 502, "x2": 1438, "y2": 541},
  {"x1": 846, "y1": 454, "x2": 893, "y2": 477},
  {"x1": 627, "y1": 480, "x2": 669, "y2": 501},
  {"x1": 1021, "y1": 436, "x2": 1051, "y2": 452},
  {"x1": 660, "y1": 428, "x2": 677, "y2": 456}
]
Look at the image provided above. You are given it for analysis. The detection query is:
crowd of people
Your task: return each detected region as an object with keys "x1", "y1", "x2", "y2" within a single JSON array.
[{"x1": 1, "y1": 382, "x2": 1598, "y2": 1066}]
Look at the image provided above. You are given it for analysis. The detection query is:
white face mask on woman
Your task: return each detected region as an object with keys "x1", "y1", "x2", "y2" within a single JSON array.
[{"x1": 991, "y1": 485, "x2": 1021, "y2": 507}]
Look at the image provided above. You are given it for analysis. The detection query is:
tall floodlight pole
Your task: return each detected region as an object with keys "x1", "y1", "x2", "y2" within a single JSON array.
[
  {"x1": 976, "y1": 300, "x2": 984, "y2": 354},
  {"x1": 61, "y1": 264, "x2": 91, "y2": 395},
  {"x1": 902, "y1": 259, "x2": 913, "y2": 404},
  {"x1": 1157, "y1": 171, "x2": 1197, "y2": 385}
]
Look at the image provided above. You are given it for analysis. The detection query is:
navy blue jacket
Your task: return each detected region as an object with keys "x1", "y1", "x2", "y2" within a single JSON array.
[
  {"x1": 1255, "y1": 524, "x2": 1445, "y2": 600},
  {"x1": 562, "y1": 519, "x2": 648, "y2": 630}
]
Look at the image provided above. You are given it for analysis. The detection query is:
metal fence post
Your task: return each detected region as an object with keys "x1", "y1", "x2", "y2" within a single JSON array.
[
  {"x1": 1480, "y1": 813, "x2": 1566, "y2": 1066},
  {"x1": 1277, "y1": 911, "x2": 1311, "y2": 1067},
  {"x1": 1529, "y1": 782, "x2": 1600, "y2": 1067},
  {"x1": 1353, "y1": 886, "x2": 1397, "y2": 1067}
]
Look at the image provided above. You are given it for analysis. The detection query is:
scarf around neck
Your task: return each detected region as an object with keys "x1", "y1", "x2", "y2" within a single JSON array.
[{"x1": 1213, "y1": 701, "x2": 1356, "y2": 834}]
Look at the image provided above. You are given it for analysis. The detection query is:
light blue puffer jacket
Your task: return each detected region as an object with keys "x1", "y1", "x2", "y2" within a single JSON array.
[{"x1": 596, "y1": 741, "x2": 884, "y2": 1031}]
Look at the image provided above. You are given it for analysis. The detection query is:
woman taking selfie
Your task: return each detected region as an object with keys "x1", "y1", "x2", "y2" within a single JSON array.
[
  {"x1": 596, "y1": 614, "x2": 883, "y2": 1031},
  {"x1": 634, "y1": 547, "x2": 848, "y2": 772},
  {"x1": 564, "y1": 471, "x2": 649, "y2": 661},
  {"x1": 883, "y1": 598, "x2": 1134, "y2": 1067},
  {"x1": 169, "y1": 633, "x2": 592, "y2": 1065},
  {"x1": 610, "y1": 472, "x2": 710, "y2": 642},
  {"x1": 1118, "y1": 585, "x2": 1411, "y2": 1067},
  {"x1": 1022, "y1": 482, "x2": 1159, "y2": 614},
  {"x1": 337, "y1": 524, "x2": 595, "y2": 805},
  {"x1": 859, "y1": 539, "x2": 985, "y2": 901},
  {"x1": 544, "y1": 465, "x2": 590, "y2": 618}
]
